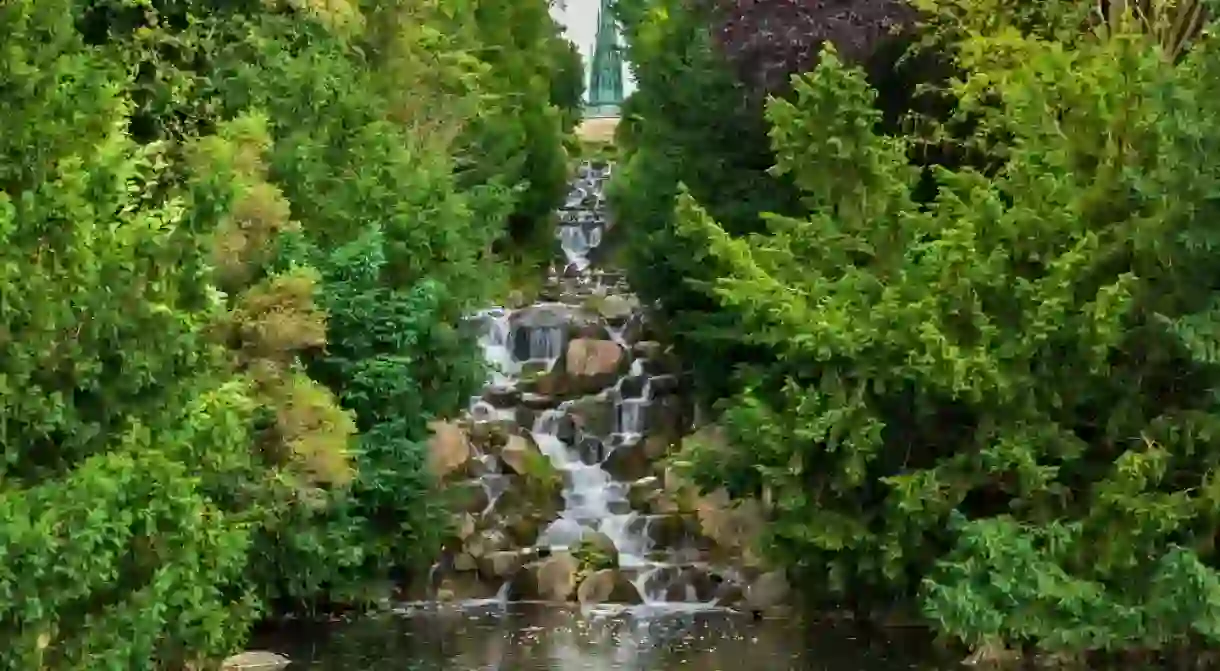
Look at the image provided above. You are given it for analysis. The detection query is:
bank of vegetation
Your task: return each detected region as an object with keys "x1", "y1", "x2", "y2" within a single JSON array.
[
  {"x1": 0, "y1": 0, "x2": 580, "y2": 666},
  {"x1": 612, "y1": 0, "x2": 1220, "y2": 663}
]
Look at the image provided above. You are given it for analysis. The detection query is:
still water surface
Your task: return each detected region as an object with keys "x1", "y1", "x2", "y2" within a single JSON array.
[{"x1": 264, "y1": 603, "x2": 942, "y2": 670}]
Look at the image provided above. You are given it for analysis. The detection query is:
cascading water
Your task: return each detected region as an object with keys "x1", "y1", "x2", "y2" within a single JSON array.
[{"x1": 437, "y1": 160, "x2": 739, "y2": 611}]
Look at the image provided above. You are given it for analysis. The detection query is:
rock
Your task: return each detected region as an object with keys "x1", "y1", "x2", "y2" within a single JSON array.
[
  {"x1": 627, "y1": 476, "x2": 662, "y2": 510},
  {"x1": 521, "y1": 392, "x2": 558, "y2": 410},
  {"x1": 602, "y1": 436, "x2": 651, "y2": 482},
  {"x1": 451, "y1": 512, "x2": 477, "y2": 541},
  {"x1": 661, "y1": 566, "x2": 719, "y2": 602},
  {"x1": 503, "y1": 514, "x2": 544, "y2": 546},
  {"x1": 573, "y1": 530, "x2": 619, "y2": 570},
  {"x1": 466, "y1": 528, "x2": 511, "y2": 558},
  {"x1": 427, "y1": 420, "x2": 472, "y2": 479},
  {"x1": 577, "y1": 569, "x2": 643, "y2": 605},
  {"x1": 566, "y1": 338, "x2": 625, "y2": 380},
  {"x1": 744, "y1": 570, "x2": 791, "y2": 612},
  {"x1": 648, "y1": 374, "x2": 681, "y2": 396},
  {"x1": 437, "y1": 573, "x2": 500, "y2": 602},
  {"x1": 534, "y1": 554, "x2": 580, "y2": 601},
  {"x1": 221, "y1": 651, "x2": 291, "y2": 671},
  {"x1": 566, "y1": 395, "x2": 616, "y2": 437},
  {"x1": 450, "y1": 480, "x2": 490, "y2": 515},
  {"x1": 479, "y1": 550, "x2": 530, "y2": 580},
  {"x1": 575, "y1": 435, "x2": 606, "y2": 465},
  {"x1": 453, "y1": 553, "x2": 477, "y2": 572},
  {"x1": 642, "y1": 434, "x2": 670, "y2": 460},
  {"x1": 483, "y1": 385, "x2": 521, "y2": 409},
  {"x1": 499, "y1": 434, "x2": 542, "y2": 476},
  {"x1": 592, "y1": 294, "x2": 636, "y2": 321},
  {"x1": 469, "y1": 418, "x2": 513, "y2": 450},
  {"x1": 631, "y1": 340, "x2": 663, "y2": 360},
  {"x1": 646, "y1": 513, "x2": 695, "y2": 548},
  {"x1": 647, "y1": 395, "x2": 686, "y2": 441},
  {"x1": 712, "y1": 582, "x2": 745, "y2": 607},
  {"x1": 698, "y1": 495, "x2": 766, "y2": 559}
]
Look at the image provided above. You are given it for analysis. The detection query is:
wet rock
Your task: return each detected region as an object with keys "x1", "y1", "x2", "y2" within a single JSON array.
[
  {"x1": 437, "y1": 573, "x2": 500, "y2": 602},
  {"x1": 521, "y1": 392, "x2": 557, "y2": 410},
  {"x1": 588, "y1": 294, "x2": 635, "y2": 322},
  {"x1": 577, "y1": 568, "x2": 642, "y2": 605},
  {"x1": 566, "y1": 338, "x2": 625, "y2": 391},
  {"x1": 454, "y1": 512, "x2": 477, "y2": 541},
  {"x1": 573, "y1": 530, "x2": 619, "y2": 570},
  {"x1": 744, "y1": 570, "x2": 791, "y2": 612},
  {"x1": 479, "y1": 550, "x2": 530, "y2": 580},
  {"x1": 647, "y1": 374, "x2": 681, "y2": 396},
  {"x1": 642, "y1": 434, "x2": 670, "y2": 461},
  {"x1": 469, "y1": 419, "x2": 513, "y2": 451},
  {"x1": 570, "y1": 435, "x2": 601, "y2": 465},
  {"x1": 712, "y1": 581, "x2": 745, "y2": 607},
  {"x1": 631, "y1": 340, "x2": 664, "y2": 360},
  {"x1": 499, "y1": 434, "x2": 542, "y2": 476},
  {"x1": 627, "y1": 476, "x2": 661, "y2": 510},
  {"x1": 450, "y1": 481, "x2": 490, "y2": 515},
  {"x1": 698, "y1": 495, "x2": 767, "y2": 562},
  {"x1": 503, "y1": 513, "x2": 544, "y2": 547},
  {"x1": 566, "y1": 395, "x2": 616, "y2": 437},
  {"x1": 427, "y1": 420, "x2": 472, "y2": 479},
  {"x1": 647, "y1": 395, "x2": 686, "y2": 441},
  {"x1": 646, "y1": 513, "x2": 696, "y2": 548},
  {"x1": 221, "y1": 651, "x2": 291, "y2": 671},
  {"x1": 660, "y1": 566, "x2": 719, "y2": 602},
  {"x1": 466, "y1": 528, "x2": 511, "y2": 558},
  {"x1": 483, "y1": 385, "x2": 521, "y2": 409},
  {"x1": 511, "y1": 553, "x2": 579, "y2": 601},
  {"x1": 602, "y1": 436, "x2": 651, "y2": 482},
  {"x1": 453, "y1": 553, "x2": 478, "y2": 572}
]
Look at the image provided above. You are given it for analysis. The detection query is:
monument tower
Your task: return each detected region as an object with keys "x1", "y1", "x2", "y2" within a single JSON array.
[{"x1": 586, "y1": 0, "x2": 624, "y2": 117}]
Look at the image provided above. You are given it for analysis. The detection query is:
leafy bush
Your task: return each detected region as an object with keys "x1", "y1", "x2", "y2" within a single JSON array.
[
  {"x1": 610, "y1": 0, "x2": 806, "y2": 402},
  {"x1": 2, "y1": 0, "x2": 580, "y2": 662},
  {"x1": 668, "y1": 10, "x2": 1220, "y2": 652},
  {"x1": 0, "y1": 1, "x2": 261, "y2": 665}
]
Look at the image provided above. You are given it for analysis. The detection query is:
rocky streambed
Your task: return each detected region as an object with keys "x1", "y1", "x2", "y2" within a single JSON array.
[{"x1": 420, "y1": 161, "x2": 790, "y2": 613}]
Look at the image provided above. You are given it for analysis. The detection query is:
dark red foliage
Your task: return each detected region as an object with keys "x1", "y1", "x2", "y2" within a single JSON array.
[{"x1": 704, "y1": 0, "x2": 917, "y2": 93}]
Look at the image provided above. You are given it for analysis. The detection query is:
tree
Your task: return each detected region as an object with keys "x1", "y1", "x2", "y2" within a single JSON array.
[{"x1": 673, "y1": 17, "x2": 1220, "y2": 655}]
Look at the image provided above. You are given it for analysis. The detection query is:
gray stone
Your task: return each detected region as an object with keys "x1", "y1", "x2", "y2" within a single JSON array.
[{"x1": 221, "y1": 651, "x2": 290, "y2": 671}]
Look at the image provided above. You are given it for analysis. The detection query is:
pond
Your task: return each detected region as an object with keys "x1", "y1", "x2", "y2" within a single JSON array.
[{"x1": 260, "y1": 602, "x2": 941, "y2": 670}]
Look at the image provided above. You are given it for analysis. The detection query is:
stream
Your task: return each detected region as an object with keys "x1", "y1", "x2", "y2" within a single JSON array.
[
  {"x1": 263, "y1": 603, "x2": 937, "y2": 670},
  {"x1": 253, "y1": 161, "x2": 942, "y2": 669}
]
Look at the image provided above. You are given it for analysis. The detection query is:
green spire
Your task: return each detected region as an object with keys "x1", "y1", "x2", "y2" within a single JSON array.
[{"x1": 586, "y1": 0, "x2": 623, "y2": 117}]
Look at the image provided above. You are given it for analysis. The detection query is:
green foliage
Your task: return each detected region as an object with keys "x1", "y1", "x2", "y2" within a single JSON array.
[
  {"x1": 0, "y1": 0, "x2": 261, "y2": 664},
  {"x1": 609, "y1": 0, "x2": 805, "y2": 402},
  {"x1": 652, "y1": 12, "x2": 1220, "y2": 654},
  {"x1": 2, "y1": 0, "x2": 580, "y2": 663}
]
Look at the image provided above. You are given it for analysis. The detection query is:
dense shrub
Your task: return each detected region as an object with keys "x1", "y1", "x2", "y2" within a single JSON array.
[
  {"x1": 668, "y1": 8, "x2": 1220, "y2": 656},
  {"x1": 611, "y1": 0, "x2": 806, "y2": 402},
  {"x1": 1, "y1": 0, "x2": 580, "y2": 663},
  {"x1": 0, "y1": 1, "x2": 262, "y2": 665}
]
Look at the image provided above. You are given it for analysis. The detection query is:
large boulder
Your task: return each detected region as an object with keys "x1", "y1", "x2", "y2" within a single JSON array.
[
  {"x1": 744, "y1": 570, "x2": 791, "y2": 613},
  {"x1": 573, "y1": 530, "x2": 620, "y2": 570},
  {"x1": 509, "y1": 554, "x2": 580, "y2": 601},
  {"x1": 602, "y1": 435, "x2": 653, "y2": 481},
  {"x1": 577, "y1": 569, "x2": 642, "y2": 605},
  {"x1": 427, "y1": 420, "x2": 472, "y2": 479},
  {"x1": 479, "y1": 549, "x2": 532, "y2": 580},
  {"x1": 566, "y1": 337, "x2": 625, "y2": 383},
  {"x1": 499, "y1": 434, "x2": 543, "y2": 475}
]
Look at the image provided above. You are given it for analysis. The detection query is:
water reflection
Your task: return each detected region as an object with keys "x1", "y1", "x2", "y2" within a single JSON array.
[{"x1": 264, "y1": 603, "x2": 939, "y2": 670}]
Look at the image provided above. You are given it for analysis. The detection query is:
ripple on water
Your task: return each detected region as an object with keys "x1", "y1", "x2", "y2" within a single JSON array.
[{"x1": 257, "y1": 603, "x2": 940, "y2": 670}]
